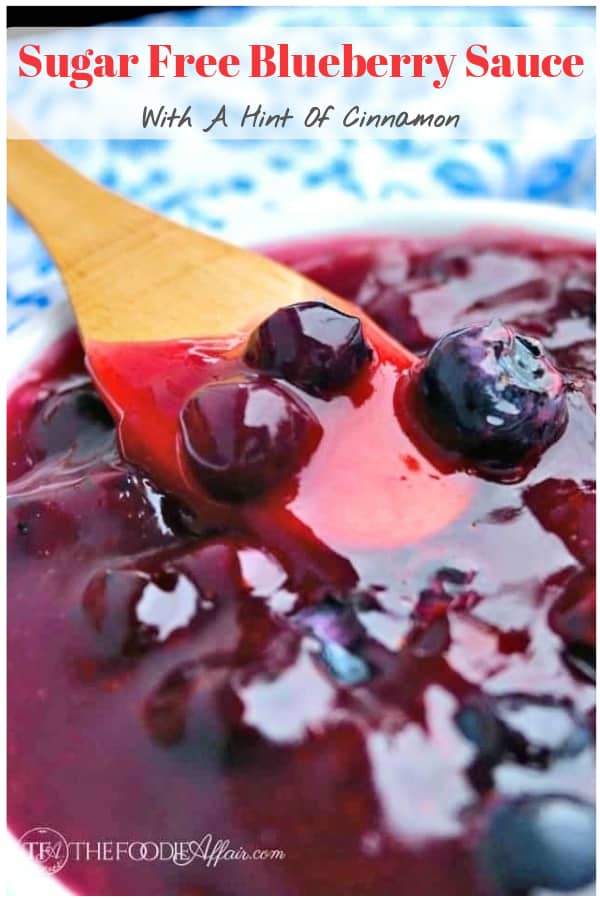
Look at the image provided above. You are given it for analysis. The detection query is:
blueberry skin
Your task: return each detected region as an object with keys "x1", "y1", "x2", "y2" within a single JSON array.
[
  {"x1": 457, "y1": 693, "x2": 591, "y2": 771},
  {"x1": 179, "y1": 377, "x2": 322, "y2": 503},
  {"x1": 293, "y1": 599, "x2": 371, "y2": 685},
  {"x1": 417, "y1": 320, "x2": 568, "y2": 469},
  {"x1": 481, "y1": 795, "x2": 595, "y2": 894},
  {"x1": 245, "y1": 301, "x2": 372, "y2": 394},
  {"x1": 455, "y1": 696, "x2": 505, "y2": 765},
  {"x1": 493, "y1": 694, "x2": 591, "y2": 766}
]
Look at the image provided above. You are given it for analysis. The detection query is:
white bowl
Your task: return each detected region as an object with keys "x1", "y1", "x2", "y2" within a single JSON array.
[
  {"x1": 8, "y1": 199, "x2": 595, "y2": 382},
  {"x1": 7, "y1": 199, "x2": 596, "y2": 896}
]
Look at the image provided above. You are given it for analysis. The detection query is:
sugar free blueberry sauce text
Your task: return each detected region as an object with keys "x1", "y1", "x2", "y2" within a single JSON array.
[{"x1": 8, "y1": 230, "x2": 595, "y2": 895}]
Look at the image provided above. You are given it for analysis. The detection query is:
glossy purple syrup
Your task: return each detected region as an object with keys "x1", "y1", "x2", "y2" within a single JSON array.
[{"x1": 8, "y1": 229, "x2": 595, "y2": 895}]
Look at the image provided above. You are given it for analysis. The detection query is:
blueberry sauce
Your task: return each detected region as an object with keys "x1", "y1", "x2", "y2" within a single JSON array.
[{"x1": 8, "y1": 229, "x2": 595, "y2": 895}]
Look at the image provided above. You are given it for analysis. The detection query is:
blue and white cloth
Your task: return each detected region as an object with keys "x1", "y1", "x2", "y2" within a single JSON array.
[{"x1": 7, "y1": 5, "x2": 595, "y2": 334}]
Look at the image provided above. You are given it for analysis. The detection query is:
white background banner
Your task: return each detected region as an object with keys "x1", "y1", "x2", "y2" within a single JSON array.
[{"x1": 7, "y1": 25, "x2": 595, "y2": 140}]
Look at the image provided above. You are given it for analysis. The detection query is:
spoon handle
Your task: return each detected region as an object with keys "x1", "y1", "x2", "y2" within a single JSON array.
[
  {"x1": 6, "y1": 130, "x2": 237, "y2": 342},
  {"x1": 7, "y1": 124, "x2": 343, "y2": 344},
  {"x1": 7, "y1": 131, "x2": 147, "y2": 276}
]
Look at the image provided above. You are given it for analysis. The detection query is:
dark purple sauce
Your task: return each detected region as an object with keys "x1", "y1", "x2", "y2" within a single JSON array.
[{"x1": 8, "y1": 229, "x2": 595, "y2": 895}]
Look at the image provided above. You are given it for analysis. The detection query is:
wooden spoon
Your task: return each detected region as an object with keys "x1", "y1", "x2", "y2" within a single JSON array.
[
  {"x1": 7, "y1": 132, "x2": 472, "y2": 550},
  {"x1": 7, "y1": 133, "x2": 371, "y2": 343}
]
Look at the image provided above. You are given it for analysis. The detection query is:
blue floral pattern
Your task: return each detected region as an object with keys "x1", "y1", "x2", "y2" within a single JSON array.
[{"x1": 7, "y1": 5, "x2": 595, "y2": 334}]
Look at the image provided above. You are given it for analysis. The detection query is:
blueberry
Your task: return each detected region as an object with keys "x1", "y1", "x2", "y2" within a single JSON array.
[
  {"x1": 293, "y1": 599, "x2": 364, "y2": 646},
  {"x1": 245, "y1": 300, "x2": 372, "y2": 393},
  {"x1": 29, "y1": 380, "x2": 114, "y2": 464},
  {"x1": 293, "y1": 599, "x2": 371, "y2": 685},
  {"x1": 415, "y1": 320, "x2": 568, "y2": 471},
  {"x1": 180, "y1": 377, "x2": 322, "y2": 502},
  {"x1": 481, "y1": 795, "x2": 595, "y2": 894},
  {"x1": 320, "y1": 642, "x2": 371, "y2": 686},
  {"x1": 493, "y1": 694, "x2": 591, "y2": 766},
  {"x1": 456, "y1": 694, "x2": 590, "y2": 776},
  {"x1": 455, "y1": 696, "x2": 505, "y2": 765}
]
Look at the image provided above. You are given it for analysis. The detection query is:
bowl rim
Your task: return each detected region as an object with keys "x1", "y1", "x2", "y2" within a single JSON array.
[
  {"x1": 6, "y1": 196, "x2": 597, "y2": 896},
  {"x1": 7, "y1": 198, "x2": 596, "y2": 388}
]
